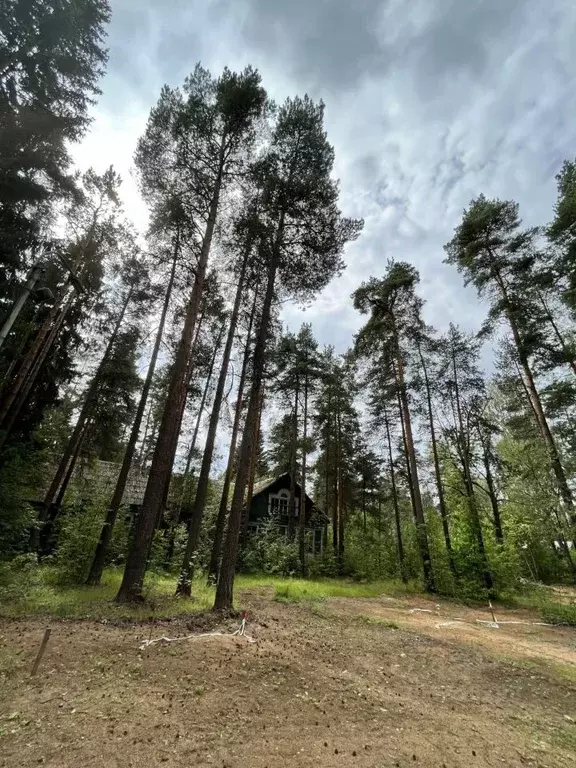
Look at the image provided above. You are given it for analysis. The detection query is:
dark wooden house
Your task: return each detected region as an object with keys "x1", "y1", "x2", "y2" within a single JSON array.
[{"x1": 245, "y1": 473, "x2": 328, "y2": 554}]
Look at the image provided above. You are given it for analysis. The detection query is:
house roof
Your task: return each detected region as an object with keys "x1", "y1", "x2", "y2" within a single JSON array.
[{"x1": 251, "y1": 472, "x2": 328, "y2": 522}]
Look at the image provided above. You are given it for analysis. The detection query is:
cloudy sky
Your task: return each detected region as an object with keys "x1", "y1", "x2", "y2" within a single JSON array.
[{"x1": 73, "y1": 0, "x2": 576, "y2": 356}]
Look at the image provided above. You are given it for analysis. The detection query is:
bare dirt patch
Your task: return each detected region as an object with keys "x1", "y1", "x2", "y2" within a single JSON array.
[
  {"x1": 326, "y1": 593, "x2": 576, "y2": 670},
  {"x1": 1, "y1": 591, "x2": 575, "y2": 767}
]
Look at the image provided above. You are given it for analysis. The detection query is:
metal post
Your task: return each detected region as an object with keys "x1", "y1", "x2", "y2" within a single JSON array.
[{"x1": 0, "y1": 265, "x2": 44, "y2": 350}]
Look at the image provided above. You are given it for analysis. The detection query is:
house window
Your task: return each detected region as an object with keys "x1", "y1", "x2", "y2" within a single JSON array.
[
  {"x1": 247, "y1": 522, "x2": 260, "y2": 535},
  {"x1": 268, "y1": 489, "x2": 299, "y2": 518}
]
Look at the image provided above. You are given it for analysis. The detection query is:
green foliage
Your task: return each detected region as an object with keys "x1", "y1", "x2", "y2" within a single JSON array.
[
  {"x1": 242, "y1": 517, "x2": 300, "y2": 576},
  {"x1": 51, "y1": 493, "x2": 110, "y2": 583},
  {"x1": 272, "y1": 577, "x2": 416, "y2": 603},
  {"x1": 0, "y1": 444, "x2": 42, "y2": 556},
  {"x1": 539, "y1": 602, "x2": 576, "y2": 627},
  {"x1": 0, "y1": 567, "x2": 214, "y2": 619},
  {"x1": 0, "y1": 0, "x2": 111, "y2": 268}
]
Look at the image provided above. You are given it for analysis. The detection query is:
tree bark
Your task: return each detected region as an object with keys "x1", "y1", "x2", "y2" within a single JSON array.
[
  {"x1": 163, "y1": 379, "x2": 207, "y2": 569},
  {"x1": 176, "y1": 246, "x2": 250, "y2": 595},
  {"x1": 324, "y1": 387, "x2": 332, "y2": 525},
  {"x1": 207, "y1": 288, "x2": 258, "y2": 583},
  {"x1": 495, "y1": 271, "x2": 575, "y2": 521},
  {"x1": 156, "y1": 310, "x2": 208, "y2": 531},
  {"x1": 214, "y1": 225, "x2": 282, "y2": 611},
  {"x1": 382, "y1": 399, "x2": 406, "y2": 583},
  {"x1": 479, "y1": 434, "x2": 504, "y2": 544},
  {"x1": 87, "y1": 239, "x2": 179, "y2": 585},
  {"x1": 450, "y1": 346, "x2": 493, "y2": 594},
  {"x1": 332, "y1": 400, "x2": 339, "y2": 559},
  {"x1": 287, "y1": 378, "x2": 299, "y2": 539},
  {"x1": 0, "y1": 286, "x2": 71, "y2": 430},
  {"x1": 299, "y1": 370, "x2": 308, "y2": 574},
  {"x1": 241, "y1": 387, "x2": 265, "y2": 546},
  {"x1": 0, "y1": 290, "x2": 75, "y2": 449},
  {"x1": 336, "y1": 398, "x2": 345, "y2": 573},
  {"x1": 417, "y1": 340, "x2": 456, "y2": 576},
  {"x1": 393, "y1": 333, "x2": 435, "y2": 593},
  {"x1": 537, "y1": 290, "x2": 576, "y2": 380},
  {"x1": 395, "y1": 372, "x2": 417, "y2": 522},
  {"x1": 39, "y1": 419, "x2": 89, "y2": 557},
  {"x1": 35, "y1": 288, "x2": 132, "y2": 552},
  {"x1": 116, "y1": 140, "x2": 227, "y2": 603}
]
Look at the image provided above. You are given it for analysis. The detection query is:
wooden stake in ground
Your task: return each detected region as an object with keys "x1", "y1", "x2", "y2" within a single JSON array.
[{"x1": 31, "y1": 628, "x2": 51, "y2": 676}]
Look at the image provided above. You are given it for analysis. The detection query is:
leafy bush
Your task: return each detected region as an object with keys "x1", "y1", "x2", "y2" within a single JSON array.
[
  {"x1": 242, "y1": 517, "x2": 300, "y2": 576},
  {"x1": 0, "y1": 445, "x2": 40, "y2": 556},
  {"x1": 0, "y1": 554, "x2": 41, "y2": 601},
  {"x1": 53, "y1": 494, "x2": 109, "y2": 583},
  {"x1": 539, "y1": 602, "x2": 576, "y2": 626},
  {"x1": 307, "y1": 549, "x2": 338, "y2": 578}
]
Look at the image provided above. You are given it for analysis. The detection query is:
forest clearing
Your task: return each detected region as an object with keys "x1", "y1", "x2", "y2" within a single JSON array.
[
  {"x1": 2, "y1": 3, "x2": 576, "y2": 766},
  {"x1": 1, "y1": 579, "x2": 575, "y2": 768}
]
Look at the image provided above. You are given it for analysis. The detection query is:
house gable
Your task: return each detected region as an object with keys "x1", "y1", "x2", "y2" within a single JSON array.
[{"x1": 247, "y1": 473, "x2": 326, "y2": 527}]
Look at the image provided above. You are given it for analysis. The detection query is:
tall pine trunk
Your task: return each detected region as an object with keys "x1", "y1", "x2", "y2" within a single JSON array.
[
  {"x1": 241, "y1": 388, "x2": 265, "y2": 546},
  {"x1": 35, "y1": 289, "x2": 132, "y2": 552},
  {"x1": 382, "y1": 400, "x2": 406, "y2": 582},
  {"x1": 450, "y1": 347, "x2": 493, "y2": 595},
  {"x1": 207, "y1": 288, "x2": 258, "y2": 583},
  {"x1": 0, "y1": 291, "x2": 75, "y2": 448},
  {"x1": 417, "y1": 341, "x2": 456, "y2": 575},
  {"x1": 214, "y1": 228, "x2": 281, "y2": 611},
  {"x1": 332, "y1": 404, "x2": 339, "y2": 558},
  {"x1": 86, "y1": 240, "x2": 179, "y2": 585},
  {"x1": 537, "y1": 290, "x2": 576, "y2": 379},
  {"x1": 39, "y1": 419, "x2": 89, "y2": 557},
  {"x1": 176, "y1": 247, "x2": 249, "y2": 595},
  {"x1": 480, "y1": 438, "x2": 504, "y2": 544},
  {"x1": 395, "y1": 373, "x2": 417, "y2": 522},
  {"x1": 495, "y1": 271, "x2": 575, "y2": 521},
  {"x1": 324, "y1": 388, "x2": 332, "y2": 523},
  {"x1": 116, "y1": 142, "x2": 226, "y2": 603},
  {"x1": 336, "y1": 398, "x2": 344, "y2": 573},
  {"x1": 393, "y1": 329, "x2": 435, "y2": 593},
  {"x1": 298, "y1": 370, "x2": 308, "y2": 574},
  {"x1": 158, "y1": 311, "x2": 208, "y2": 525},
  {"x1": 163, "y1": 371, "x2": 210, "y2": 569},
  {"x1": 287, "y1": 378, "x2": 299, "y2": 538},
  {"x1": 163, "y1": 316, "x2": 219, "y2": 565}
]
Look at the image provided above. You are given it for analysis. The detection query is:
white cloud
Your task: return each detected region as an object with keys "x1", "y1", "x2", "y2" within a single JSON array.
[{"x1": 73, "y1": 0, "x2": 576, "y2": 365}]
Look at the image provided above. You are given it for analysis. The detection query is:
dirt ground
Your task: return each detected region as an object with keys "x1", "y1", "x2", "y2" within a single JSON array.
[{"x1": 1, "y1": 589, "x2": 575, "y2": 767}]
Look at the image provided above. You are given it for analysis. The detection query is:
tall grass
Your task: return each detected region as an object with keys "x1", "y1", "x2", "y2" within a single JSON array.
[
  {"x1": 0, "y1": 567, "x2": 214, "y2": 620},
  {"x1": 0, "y1": 567, "x2": 420, "y2": 619},
  {"x1": 2, "y1": 565, "x2": 573, "y2": 624}
]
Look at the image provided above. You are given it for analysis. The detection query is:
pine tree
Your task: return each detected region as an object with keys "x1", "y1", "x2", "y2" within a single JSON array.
[
  {"x1": 353, "y1": 262, "x2": 436, "y2": 593},
  {"x1": 0, "y1": 0, "x2": 111, "y2": 270},
  {"x1": 214, "y1": 96, "x2": 363, "y2": 610},
  {"x1": 207, "y1": 285, "x2": 260, "y2": 583},
  {"x1": 437, "y1": 324, "x2": 493, "y2": 593},
  {"x1": 116, "y1": 66, "x2": 267, "y2": 602},
  {"x1": 444, "y1": 196, "x2": 575, "y2": 523}
]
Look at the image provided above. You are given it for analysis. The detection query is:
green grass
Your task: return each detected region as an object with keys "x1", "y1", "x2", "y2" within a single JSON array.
[
  {"x1": 357, "y1": 614, "x2": 400, "y2": 629},
  {"x1": 5, "y1": 566, "x2": 571, "y2": 625},
  {"x1": 269, "y1": 577, "x2": 419, "y2": 604},
  {"x1": 0, "y1": 566, "x2": 421, "y2": 620},
  {"x1": 497, "y1": 585, "x2": 576, "y2": 626},
  {"x1": 0, "y1": 567, "x2": 215, "y2": 620}
]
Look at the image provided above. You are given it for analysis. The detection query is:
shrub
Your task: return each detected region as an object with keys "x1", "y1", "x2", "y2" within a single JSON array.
[
  {"x1": 539, "y1": 602, "x2": 576, "y2": 627},
  {"x1": 242, "y1": 517, "x2": 300, "y2": 576}
]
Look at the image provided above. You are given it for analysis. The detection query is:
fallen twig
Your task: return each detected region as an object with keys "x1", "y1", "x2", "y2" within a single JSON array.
[{"x1": 139, "y1": 617, "x2": 253, "y2": 650}]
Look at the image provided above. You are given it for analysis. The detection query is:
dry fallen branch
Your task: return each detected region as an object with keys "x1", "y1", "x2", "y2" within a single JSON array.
[{"x1": 139, "y1": 617, "x2": 256, "y2": 649}]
